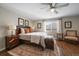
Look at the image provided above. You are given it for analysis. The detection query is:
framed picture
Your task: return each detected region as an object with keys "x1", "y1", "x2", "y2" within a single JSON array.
[
  {"x1": 37, "y1": 23, "x2": 41, "y2": 29},
  {"x1": 18, "y1": 18, "x2": 24, "y2": 26},
  {"x1": 65, "y1": 21, "x2": 72, "y2": 28},
  {"x1": 25, "y1": 20, "x2": 29, "y2": 26}
]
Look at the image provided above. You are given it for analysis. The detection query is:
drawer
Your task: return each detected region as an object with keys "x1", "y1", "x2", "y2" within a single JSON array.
[{"x1": 5, "y1": 35, "x2": 19, "y2": 50}]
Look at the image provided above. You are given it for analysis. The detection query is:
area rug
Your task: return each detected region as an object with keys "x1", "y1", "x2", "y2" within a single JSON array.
[{"x1": 8, "y1": 44, "x2": 56, "y2": 56}]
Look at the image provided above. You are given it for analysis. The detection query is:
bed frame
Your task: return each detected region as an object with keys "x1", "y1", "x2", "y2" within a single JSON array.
[
  {"x1": 16, "y1": 26, "x2": 54, "y2": 50},
  {"x1": 16, "y1": 26, "x2": 44, "y2": 50}
]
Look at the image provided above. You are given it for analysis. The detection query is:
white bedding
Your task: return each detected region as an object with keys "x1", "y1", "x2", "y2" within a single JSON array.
[
  {"x1": 19, "y1": 32, "x2": 53, "y2": 48},
  {"x1": 24, "y1": 32, "x2": 47, "y2": 36},
  {"x1": 30, "y1": 35, "x2": 41, "y2": 44}
]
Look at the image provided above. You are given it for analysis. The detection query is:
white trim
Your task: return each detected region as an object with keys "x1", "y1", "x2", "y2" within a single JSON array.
[{"x1": 0, "y1": 48, "x2": 5, "y2": 51}]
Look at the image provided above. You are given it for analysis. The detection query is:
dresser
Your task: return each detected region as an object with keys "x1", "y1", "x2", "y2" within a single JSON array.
[{"x1": 5, "y1": 35, "x2": 19, "y2": 50}]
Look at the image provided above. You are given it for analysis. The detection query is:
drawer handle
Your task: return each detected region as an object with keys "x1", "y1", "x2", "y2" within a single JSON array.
[{"x1": 9, "y1": 39, "x2": 15, "y2": 43}]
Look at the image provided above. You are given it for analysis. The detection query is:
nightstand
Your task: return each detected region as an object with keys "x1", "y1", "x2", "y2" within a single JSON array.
[
  {"x1": 57, "y1": 33, "x2": 63, "y2": 40},
  {"x1": 5, "y1": 35, "x2": 19, "y2": 50}
]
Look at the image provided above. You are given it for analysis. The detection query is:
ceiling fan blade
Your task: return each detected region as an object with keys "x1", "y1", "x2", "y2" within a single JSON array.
[
  {"x1": 40, "y1": 3, "x2": 51, "y2": 9},
  {"x1": 49, "y1": 3, "x2": 52, "y2": 9},
  {"x1": 54, "y1": 3, "x2": 69, "y2": 8}
]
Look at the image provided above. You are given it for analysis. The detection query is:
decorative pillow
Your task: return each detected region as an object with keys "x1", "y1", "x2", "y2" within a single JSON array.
[
  {"x1": 21, "y1": 28, "x2": 25, "y2": 34},
  {"x1": 24, "y1": 28, "x2": 30, "y2": 33},
  {"x1": 29, "y1": 28, "x2": 32, "y2": 32}
]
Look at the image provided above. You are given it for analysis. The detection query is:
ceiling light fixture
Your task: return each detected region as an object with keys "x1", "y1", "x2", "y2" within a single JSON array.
[{"x1": 50, "y1": 8, "x2": 55, "y2": 12}]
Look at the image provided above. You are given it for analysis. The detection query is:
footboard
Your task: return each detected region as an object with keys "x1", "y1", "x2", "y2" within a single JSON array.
[{"x1": 45, "y1": 38, "x2": 54, "y2": 50}]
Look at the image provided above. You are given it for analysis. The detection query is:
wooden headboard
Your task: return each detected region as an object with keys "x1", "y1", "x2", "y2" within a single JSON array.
[
  {"x1": 16, "y1": 27, "x2": 21, "y2": 35},
  {"x1": 16, "y1": 26, "x2": 32, "y2": 35}
]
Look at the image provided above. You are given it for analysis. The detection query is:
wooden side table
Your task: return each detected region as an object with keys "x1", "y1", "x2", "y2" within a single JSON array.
[
  {"x1": 57, "y1": 33, "x2": 63, "y2": 40},
  {"x1": 5, "y1": 35, "x2": 19, "y2": 50}
]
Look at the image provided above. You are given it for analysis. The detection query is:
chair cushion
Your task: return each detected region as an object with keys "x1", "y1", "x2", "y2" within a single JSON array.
[
  {"x1": 67, "y1": 31, "x2": 76, "y2": 36},
  {"x1": 64, "y1": 36, "x2": 78, "y2": 41}
]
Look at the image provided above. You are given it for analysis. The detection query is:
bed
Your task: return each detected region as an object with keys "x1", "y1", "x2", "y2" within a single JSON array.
[
  {"x1": 19, "y1": 32, "x2": 54, "y2": 48},
  {"x1": 16, "y1": 26, "x2": 54, "y2": 50}
]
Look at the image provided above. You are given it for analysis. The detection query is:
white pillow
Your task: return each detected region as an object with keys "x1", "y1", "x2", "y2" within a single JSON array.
[{"x1": 21, "y1": 28, "x2": 25, "y2": 34}]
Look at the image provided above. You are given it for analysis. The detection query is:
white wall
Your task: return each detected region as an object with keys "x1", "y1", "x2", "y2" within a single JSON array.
[
  {"x1": 31, "y1": 20, "x2": 44, "y2": 32},
  {"x1": 32, "y1": 16, "x2": 79, "y2": 36},
  {"x1": 31, "y1": 19, "x2": 62, "y2": 35},
  {"x1": 0, "y1": 7, "x2": 33, "y2": 51},
  {"x1": 0, "y1": 7, "x2": 19, "y2": 51},
  {"x1": 62, "y1": 16, "x2": 79, "y2": 35}
]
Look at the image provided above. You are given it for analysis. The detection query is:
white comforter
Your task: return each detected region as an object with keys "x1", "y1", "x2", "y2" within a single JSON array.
[{"x1": 19, "y1": 32, "x2": 53, "y2": 48}]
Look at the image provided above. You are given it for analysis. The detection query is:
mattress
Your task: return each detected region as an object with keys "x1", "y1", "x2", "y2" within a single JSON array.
[{"x1": 19, "y1": 32, "x2": 53, "y2": 48}]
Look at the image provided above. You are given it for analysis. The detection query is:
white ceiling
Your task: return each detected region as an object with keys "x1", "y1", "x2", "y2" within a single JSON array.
[{"x1": 0, "y1": 3, "x2": 79, "y2": 20}]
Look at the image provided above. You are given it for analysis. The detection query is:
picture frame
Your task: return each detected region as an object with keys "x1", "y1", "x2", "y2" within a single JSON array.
[
  {"x1": 18, "y1": 18, "x2": 24, "y2": 26},
  {"x1": 65, "y1": 21, "x2": 72, "y2": 28},
  {"x1": 37, "y1": 23, "x2": 41, "y2": 29},
  {"x1": 25, "y1": 20, "x2": 29, "y2": 26}
]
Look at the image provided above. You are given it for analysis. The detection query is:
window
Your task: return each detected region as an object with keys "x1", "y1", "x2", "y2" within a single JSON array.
[{"x1": 44, "y1": 20, "x2": 59, "y2": 32}]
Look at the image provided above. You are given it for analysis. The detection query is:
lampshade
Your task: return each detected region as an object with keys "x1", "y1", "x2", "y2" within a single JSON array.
[
  {"x1": 8, "y1": 25, "x2": 16, "y2": 30},
  {"x1": 7, "y1": 25, "x2": 16, "y2": 35}
]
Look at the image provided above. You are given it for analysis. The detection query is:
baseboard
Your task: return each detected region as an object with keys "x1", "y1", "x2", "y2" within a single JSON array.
[{"x1": 0, "y1": 48, "x2": 5, "y2": 51}]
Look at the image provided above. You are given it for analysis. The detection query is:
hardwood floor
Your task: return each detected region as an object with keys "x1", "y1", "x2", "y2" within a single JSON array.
[
  {"x1": 0, "y1": 50, "x2": 12, "y2": 56},
  {"x1": 56, "y1": 40, "x2": 79, "y2": 56},
  {"x1": 0, "y1": 40, "x2": 79, "y2": 56}
]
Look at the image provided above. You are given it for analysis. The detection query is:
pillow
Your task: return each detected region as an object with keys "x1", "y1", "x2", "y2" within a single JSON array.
[
  {"x1": 24, "y1": 28, "x2": 30, "y2": 33},
  {"x1": 21, "y1": 28, "x2": 25, "y2": 34},
  {"x1": 29, "y1": 28, "x2": 32, "y2": 32}
]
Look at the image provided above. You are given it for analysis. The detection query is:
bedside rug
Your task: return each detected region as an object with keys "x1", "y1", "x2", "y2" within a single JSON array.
[{"x1": 8, "y1": 44, "x2": 55, "y2": 56}]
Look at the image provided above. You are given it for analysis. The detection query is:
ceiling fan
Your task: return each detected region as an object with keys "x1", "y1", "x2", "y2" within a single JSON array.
[{"x1": 41, "y1": 3, "x2": 69, "y2": 14}]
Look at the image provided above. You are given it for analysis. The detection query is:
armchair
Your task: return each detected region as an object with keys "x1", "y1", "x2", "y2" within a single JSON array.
[{"x1": 64, "y1": 30, "x2": 79, "y2": 44}]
